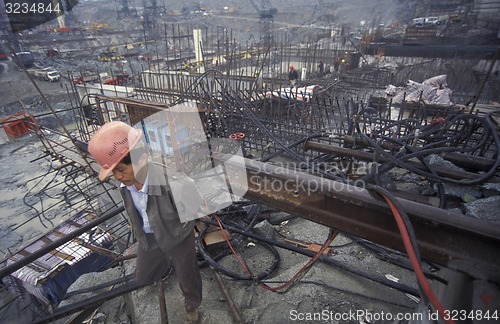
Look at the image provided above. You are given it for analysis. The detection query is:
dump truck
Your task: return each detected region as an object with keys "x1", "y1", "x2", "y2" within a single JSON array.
[
  {"x1": 72, "y1": 73, "x2": 100, "y2": 84},
  {"x1": 28, "y1": 68, "x2": 61, "y2": 82}
]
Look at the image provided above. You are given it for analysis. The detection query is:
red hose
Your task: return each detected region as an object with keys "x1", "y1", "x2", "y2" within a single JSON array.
[
  {"x1": 381, "y1": 194, "x2": 455, "y2": 324},
  {"x1": 214, "y1": 215, "x2": 337, "y2": 292}
]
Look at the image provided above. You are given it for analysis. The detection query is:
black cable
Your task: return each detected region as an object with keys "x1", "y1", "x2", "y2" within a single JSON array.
[
  {"x1": 359, "y1": 113, "x2": 500, "y2": 186},
  {"x1": 197, "y1": 217, "x2": 420, "y2": 297},
  {"x1": 360, "y1": 128, "x2": 498, "y2": 185},
  {"x1": 350, "y1": 236, "x2": 446, "y2": 284},
  {"x1": 409, "y1": 145, "x2": 447, "y2": 209},
  {"x1": 196, "y1": 216, "x2": 281, "y2": 281},
  {"x1": 266, "y1": 213, "x2": 298, "y2": 226}
]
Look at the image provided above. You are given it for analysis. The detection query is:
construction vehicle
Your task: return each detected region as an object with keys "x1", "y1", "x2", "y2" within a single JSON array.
[
  {"x1": 28, "y1": 67, "x2": 60, "y2": 82},
  {"x1": 86, "y1": 23, "x2": 108, "y2": 31},
  {"x1": 98, "y1": 51, "x2": 125, "y2": 62},
  {"x1": 0, "y1": 47, "x2": 7, "y2": 60},
  {"x1": 102, "y1": 74, "x2": 129, "y2": 85},
  {"x1": 72, "y1": 74, "x2": 100, "y2": 84}
]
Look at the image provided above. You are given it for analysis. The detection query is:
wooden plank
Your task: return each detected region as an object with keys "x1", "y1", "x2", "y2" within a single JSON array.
[
  {"x1": 52, "y1": 230, "x2": 66, "y2": 238},
  {"x1": 49, "y1": 250, "x2": 75, "y2": 261},
  {"x1": 195, "y1": 221, "x2": 231, "y2": 245},
  {"x1": 202, "y1": 229, "x2": 231, "y2": 246},
  {"x1": 40, "y1": 237, "x2": 52, "y2": 245}
]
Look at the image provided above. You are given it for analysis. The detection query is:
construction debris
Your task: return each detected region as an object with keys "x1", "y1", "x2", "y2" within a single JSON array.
[{"x1": 385, "y1": 74, "x2": 454, "y2": 106}]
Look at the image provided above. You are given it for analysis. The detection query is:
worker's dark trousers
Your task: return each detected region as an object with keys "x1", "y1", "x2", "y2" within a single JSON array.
[{"x1": 135, "y1": 231, "x2": 202, "y2": 312}]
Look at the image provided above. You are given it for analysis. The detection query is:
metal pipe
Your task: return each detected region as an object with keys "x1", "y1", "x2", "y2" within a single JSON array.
[
  {"x1": 342, "y1": 135, "x2": 496, "y2": 172},
  {"x1": 64, "y1": 274, "x2": 134, "y2": 299},
  {"x1": 212, "y1": 268, "x2": 244, "y2": 323},
  {"x1": 32, "y1": 281, "x2": 142, "y2": 324},
  {"x1": 215, "y1": 153, "x2": 500, "y2": 283},
  {"x1": 303, "y1": 140, "x2": 482, "y2": 180},
  {"x1": 157, "y1": 280, "x2": 169, "y2": 324}
]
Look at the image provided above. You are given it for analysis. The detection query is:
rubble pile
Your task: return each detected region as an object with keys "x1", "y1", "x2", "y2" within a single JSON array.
[{"x1": 385, "y1": 74, "x2": 454, "y2": 106}]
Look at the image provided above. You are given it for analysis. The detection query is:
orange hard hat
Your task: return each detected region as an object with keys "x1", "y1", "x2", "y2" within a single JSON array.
[{"x1": 88, "y1": 121, "x2": 143, "y2": 180}]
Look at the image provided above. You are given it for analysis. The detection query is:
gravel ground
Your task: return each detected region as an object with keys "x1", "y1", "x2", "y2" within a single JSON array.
[{"x1": 52, "y1": 217, "x2": 422, "y2": 324}]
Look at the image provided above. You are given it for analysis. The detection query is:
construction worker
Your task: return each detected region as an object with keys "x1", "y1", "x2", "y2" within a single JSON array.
[
  {"x1": 317, "y1": 61, "x2": 324, "y2": 77},
  {"x1": 288, "y1": 65, "x2": 298, "y2": 88},
  {"x1": 255, "y1": 68, "x2": 264, "y2": 89},
  {"x1": 334, "y1": 57, "x2": 340, "y2": 73},
  {"x1": 88, "y1": 121, "x2": 202, "y2": 323}
]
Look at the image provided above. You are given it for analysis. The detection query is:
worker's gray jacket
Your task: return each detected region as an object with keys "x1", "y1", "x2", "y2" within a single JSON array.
[{"x1": 120, "y1": 163, "x2": 195, "y2": 252}]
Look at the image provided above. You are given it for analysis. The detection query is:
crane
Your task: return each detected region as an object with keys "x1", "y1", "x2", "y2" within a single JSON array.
[
  {"x1": 248, "y1": 0, "x2": 278, "y2": 46},
  {"x1": 141, "y1": 0, "x2": 166, "y2": 42},
  {"x1": 116, "y1": 0, "x2": 138, "y2": 18}
]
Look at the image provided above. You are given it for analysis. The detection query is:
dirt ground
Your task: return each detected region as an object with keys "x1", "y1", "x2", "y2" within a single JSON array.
[
  {"x1": 0, "y1": 58, "x2": 69, "y2": 112},
  {"x1": 0, "y1": 57, "x2": 75, "y2": 257}
]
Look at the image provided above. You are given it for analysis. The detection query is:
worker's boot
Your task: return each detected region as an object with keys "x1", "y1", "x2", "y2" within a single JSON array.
[{"x1": 185, "y1": 309, "x2": 200, "y2": 323}]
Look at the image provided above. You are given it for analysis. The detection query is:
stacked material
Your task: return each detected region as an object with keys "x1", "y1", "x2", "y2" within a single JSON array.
[
  {"x1": 386, "y1": 75, "x2": 453, "y2": 106},
  {"x1": 266, "y1": 85, "x2": 321, "y2": 101}
]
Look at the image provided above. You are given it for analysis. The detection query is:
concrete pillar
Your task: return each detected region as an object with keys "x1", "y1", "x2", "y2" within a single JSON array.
[{"x1": 193, "y1": 29, "x2": 205, "y2": 74}]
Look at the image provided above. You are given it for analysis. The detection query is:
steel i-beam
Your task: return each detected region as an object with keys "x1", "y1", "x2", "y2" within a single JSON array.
[{"x1": 218, "y1": 154, "x2": 500, "y2": 283}]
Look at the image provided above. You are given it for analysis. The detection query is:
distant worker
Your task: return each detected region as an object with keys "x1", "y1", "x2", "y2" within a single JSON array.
[
  {"x1": 318, "y1": 61, "x2": 324, "y2": 77},
  {"x1": 255, "y1": 68, "x2": 263, "y2": 89},
  {"x1": 334, "y1": 57, "x2": 340, "y2": 73},
  {"x1": 88, "y1": 121, "x2": 202, "y2": 323},
  {"x1": 343, "y1": 52, "x2": 350, "y2": 72},
  {"x1": 289, "y1": 65, "x2": 298, "y2": 88}
]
